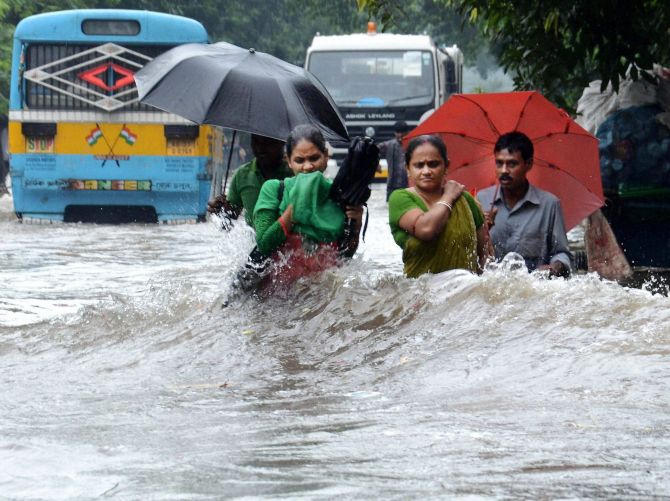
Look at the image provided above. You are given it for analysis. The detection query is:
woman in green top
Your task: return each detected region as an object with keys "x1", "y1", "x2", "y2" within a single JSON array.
[
  {"x1": 388, "y1": 135, "x2": 490, "y2": 278},
  {"x1": 253, "y1": 125, "x2": 363, "y2": 288}
]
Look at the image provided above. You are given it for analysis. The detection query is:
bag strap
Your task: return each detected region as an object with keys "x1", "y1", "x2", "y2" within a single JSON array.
[
  {"x1": 361, "y1": 203, "x2": 369, "y2": 242},
  {"x1": 277, "y1": 180, "x2": 285, "y2": 204}
]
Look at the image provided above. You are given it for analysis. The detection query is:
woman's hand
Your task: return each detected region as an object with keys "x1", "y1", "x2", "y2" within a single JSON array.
[
  {"x1": 339, "y1": 205, "x2": 364, "y2": 257},
  {"x1": 345, "y1": 205, "x2": 363, "y2": 230},
  {"x1": 441, "y1": 180, "x2": 465, "y2": 204},
  {"x1": 281, "y1": 204, "x2": 293, "y2": 222},
  {"x1": 277, "y1": 204, "x2": 294, "y2": 237}
]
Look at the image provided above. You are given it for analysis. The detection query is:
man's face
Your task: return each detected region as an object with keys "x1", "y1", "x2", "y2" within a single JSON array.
[
  {"x1": 251, "y1": 135, "x2": 285, "y2": 170},
  {"x1": 394, "y1": 131, "x2": 405, "y2": 142},
  {"x1": 494, "y1": 148, "x2": 532, "y2": 191}
]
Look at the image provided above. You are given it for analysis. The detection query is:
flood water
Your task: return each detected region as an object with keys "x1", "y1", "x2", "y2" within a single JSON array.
[{"x1": 1, "y1": 185, "x2": 669, "y2": 499}]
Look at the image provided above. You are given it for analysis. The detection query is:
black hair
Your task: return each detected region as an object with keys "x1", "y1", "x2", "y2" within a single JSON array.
[
  {"x1": 393, "y1": 120, "x2": 410, "y2": 133},
  {"x1": 494, "y1": 131, "x2": 534, "y2": 162},
  {"x1": 286, "y1": 124, "x2": 327, "y2": 158},
  {"x1": 405, "y1": 134, "x2": 448, "y2": 167}
]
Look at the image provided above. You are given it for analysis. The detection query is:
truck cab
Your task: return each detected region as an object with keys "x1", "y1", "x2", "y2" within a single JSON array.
[{"x1": 305, "y1": 26, "x2": 462, "y2": 176}]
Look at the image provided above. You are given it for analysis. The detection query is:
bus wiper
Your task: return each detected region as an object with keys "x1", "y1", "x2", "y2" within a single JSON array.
[{"x1": 385, "y1": 94, "x2": 432, "y2": 105}]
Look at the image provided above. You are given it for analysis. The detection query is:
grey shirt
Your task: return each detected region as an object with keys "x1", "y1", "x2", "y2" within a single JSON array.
[
  {"x1": 477, "y1": 183, "x2": 571, "y2": 272},
  {"x1": 378, "y1": 138, "x2": 407, "y2": 200}
]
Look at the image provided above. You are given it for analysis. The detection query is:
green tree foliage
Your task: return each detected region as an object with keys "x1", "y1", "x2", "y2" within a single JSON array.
[
  {"x1": 0, "y1": 0, "x2": 366, "y2": 113},
  {"x1": 359, "y1": 0, "x2": 670, "y2": 109},
  {"x1": 376, "y1": 0, "x2": 483, "y2": 61},
  {"x1": 0, "y1": 0, "x2": 485, "y2": 114},
  {"x1": 0, "y1": 1, "x2": 11, "y2": 112}
]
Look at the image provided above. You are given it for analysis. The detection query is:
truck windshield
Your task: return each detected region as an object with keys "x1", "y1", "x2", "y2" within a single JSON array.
[{"x1": 307, "y1": 50, "x2": 434, "y2": 107}]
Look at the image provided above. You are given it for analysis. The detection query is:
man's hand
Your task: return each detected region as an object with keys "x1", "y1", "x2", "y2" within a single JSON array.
[
  {"x1": 484, "y1": 207, "x2": 498, "y2": 229},
  {"x1": 207, "y1": 194, "x2": 241, "y2": 231},
  {"x1": 549, "y1": 261, "x2": 569, "y2": 278},
  {"x1": 207, "y1": 193, "x2": 240, "y2": 218},
  {"x1": 539, "y1": 261, "x2": 569, "y2": 278}
]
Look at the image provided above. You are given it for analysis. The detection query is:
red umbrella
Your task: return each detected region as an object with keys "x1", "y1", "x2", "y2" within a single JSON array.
[{"x1": 406, "y1": 91, "x2": 604, "y2": 230}]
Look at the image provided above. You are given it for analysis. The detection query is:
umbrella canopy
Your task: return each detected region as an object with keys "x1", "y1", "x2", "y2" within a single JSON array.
[
  {"x1": 406, "y1": 91, "x2": 604, "y2": 230},
  {"x1": 134, "y1": 42, "x2": 348, "y2": 144}
]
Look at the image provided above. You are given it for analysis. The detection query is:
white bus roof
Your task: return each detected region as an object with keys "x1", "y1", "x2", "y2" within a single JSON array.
[{"x1": 307, "y1": 33, "x2": 436, "y2": 52}]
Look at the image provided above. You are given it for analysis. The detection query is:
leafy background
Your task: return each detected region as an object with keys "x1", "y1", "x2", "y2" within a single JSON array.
[
  {"x1": 0, "y1": 0, "x2": 496, "y2": 115},
  {"x1": 2, "y1": 0, "x2": 667, "y2": 115}
]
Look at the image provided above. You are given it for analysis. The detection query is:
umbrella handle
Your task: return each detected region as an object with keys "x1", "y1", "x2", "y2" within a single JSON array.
[
  {"x1": 344, "y1": 217, "x2": 357, "y2": 237},
  {"x1": 222, "y1": 129, "x2": 237, "y2": 195},
  {"x1": 490, "y1": 183, "x2": 499, "y2": 213}
]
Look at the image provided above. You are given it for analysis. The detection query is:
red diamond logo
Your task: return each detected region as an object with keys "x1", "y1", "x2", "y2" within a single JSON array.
[{"x1": 79, "y1": 63, "x2": 135, "y2": 91}]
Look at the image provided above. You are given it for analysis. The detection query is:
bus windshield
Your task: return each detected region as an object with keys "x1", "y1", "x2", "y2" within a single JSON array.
[{"x1": 308, "y1": 50, "x2": 434, "y2": 108}]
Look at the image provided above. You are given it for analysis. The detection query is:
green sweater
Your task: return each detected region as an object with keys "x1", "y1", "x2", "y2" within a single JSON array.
[
  {"x1": 227, "y1": 158, "x2": 293, "y2": 227},
  {"x1": 253, "y1": 172, "x2": 345, "y2": 255}
]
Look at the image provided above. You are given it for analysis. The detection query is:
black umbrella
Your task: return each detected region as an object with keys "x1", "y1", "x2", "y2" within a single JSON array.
[
  {"x1": 134, "y1": 41, "x2": 348, "y2": 144},
  {"x1": 330, "y1": 136, "x2": 380, "y2": 243}
]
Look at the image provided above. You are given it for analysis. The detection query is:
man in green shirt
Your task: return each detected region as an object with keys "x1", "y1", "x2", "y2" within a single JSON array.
[{"x1": 207, "y1": 134, "x2": 292, "y2": 228}]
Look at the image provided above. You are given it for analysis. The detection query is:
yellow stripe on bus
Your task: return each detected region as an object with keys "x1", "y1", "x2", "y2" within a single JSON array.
[{"x1": 8, "y1": 122, "x2": 214, "y2": 156}]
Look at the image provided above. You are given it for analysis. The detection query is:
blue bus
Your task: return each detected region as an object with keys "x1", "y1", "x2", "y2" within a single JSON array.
[{"x1": 8, "y1": 9, "x2": 224, "y2": 223}]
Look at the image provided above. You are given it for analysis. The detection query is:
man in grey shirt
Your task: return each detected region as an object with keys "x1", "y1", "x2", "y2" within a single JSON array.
[
  {"x1": 476, "y1": 131, "x2": 571, "y2": 277},
  {"x1": 378, "y1": 121, "x2": 410, "y2": 201}
]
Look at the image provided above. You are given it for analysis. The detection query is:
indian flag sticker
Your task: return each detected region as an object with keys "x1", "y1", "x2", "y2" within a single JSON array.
[
  {"x1": 86, "y1": 127, "x2": 103, "y2": 146},
  {"x1": 120, "y1": 126, "x2": 137, "y2": 146}
]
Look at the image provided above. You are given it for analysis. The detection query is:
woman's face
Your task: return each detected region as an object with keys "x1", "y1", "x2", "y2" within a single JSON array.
[
  {"x1": 406, "y1": 142, "x2": 448, "y2": 192},
  {"x1": 288, "y1": 139, "x2": 328, "y2": 175}
]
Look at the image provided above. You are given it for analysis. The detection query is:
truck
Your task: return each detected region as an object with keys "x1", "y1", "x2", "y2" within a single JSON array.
[{"x1": 305, "y1": 23, "x2": 463, "y2": 178}]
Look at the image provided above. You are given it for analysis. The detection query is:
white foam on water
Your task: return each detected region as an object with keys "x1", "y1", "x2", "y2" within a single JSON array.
[{"x1": 1, "y1": 185, "x2": 669, "y2": 498}]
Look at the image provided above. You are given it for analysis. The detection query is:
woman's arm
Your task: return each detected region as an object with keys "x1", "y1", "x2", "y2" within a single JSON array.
[
  {"x1": 254, "y1": 180, "x2": 294, "y2": 255},
  {"x1": 398, "y1": 181, "x2": 464, "y2": 241},
  {"x1": 255, "y1": 208, "x2": 287, "y2": 255}
]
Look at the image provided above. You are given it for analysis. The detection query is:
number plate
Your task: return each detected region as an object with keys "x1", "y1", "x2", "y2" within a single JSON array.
[{"x1": 167, "y1": 139, "x2": 195, "y2": 156}]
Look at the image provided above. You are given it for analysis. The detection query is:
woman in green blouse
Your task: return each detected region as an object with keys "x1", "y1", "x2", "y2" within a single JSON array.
[
  {"x1": 253, "y1": 125, "x2": 363, "y2": 288},
  {"x1": 388, "y1": 135, "x2": 490, "y2": 278}
]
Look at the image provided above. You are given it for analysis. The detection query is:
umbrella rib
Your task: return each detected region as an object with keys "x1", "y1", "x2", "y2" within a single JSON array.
[
  {"x1": 139, "y1": 43, "x2": 347, "y2": 143},
  {"x1": 534, "y1": 157, "x2": 603, "y2": 200},
  {"x1": 530, "y1": 130, "x2": 596, "y2": 143},
  {"x1": 440, "y1": 132, "x2": 494, "y2": 147},
  {"x1": 447, "y1": 154, "x2": 492, "y2": 172},
  {"x1": 512, "y1": 92, "x2": 535, "y2": 132},
  {"x1": 456, "y1": 95, "x2": 501, "y2": 137},
  {"x1": 260, "y1": 56, "x2": 295, "y2": 138}
]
